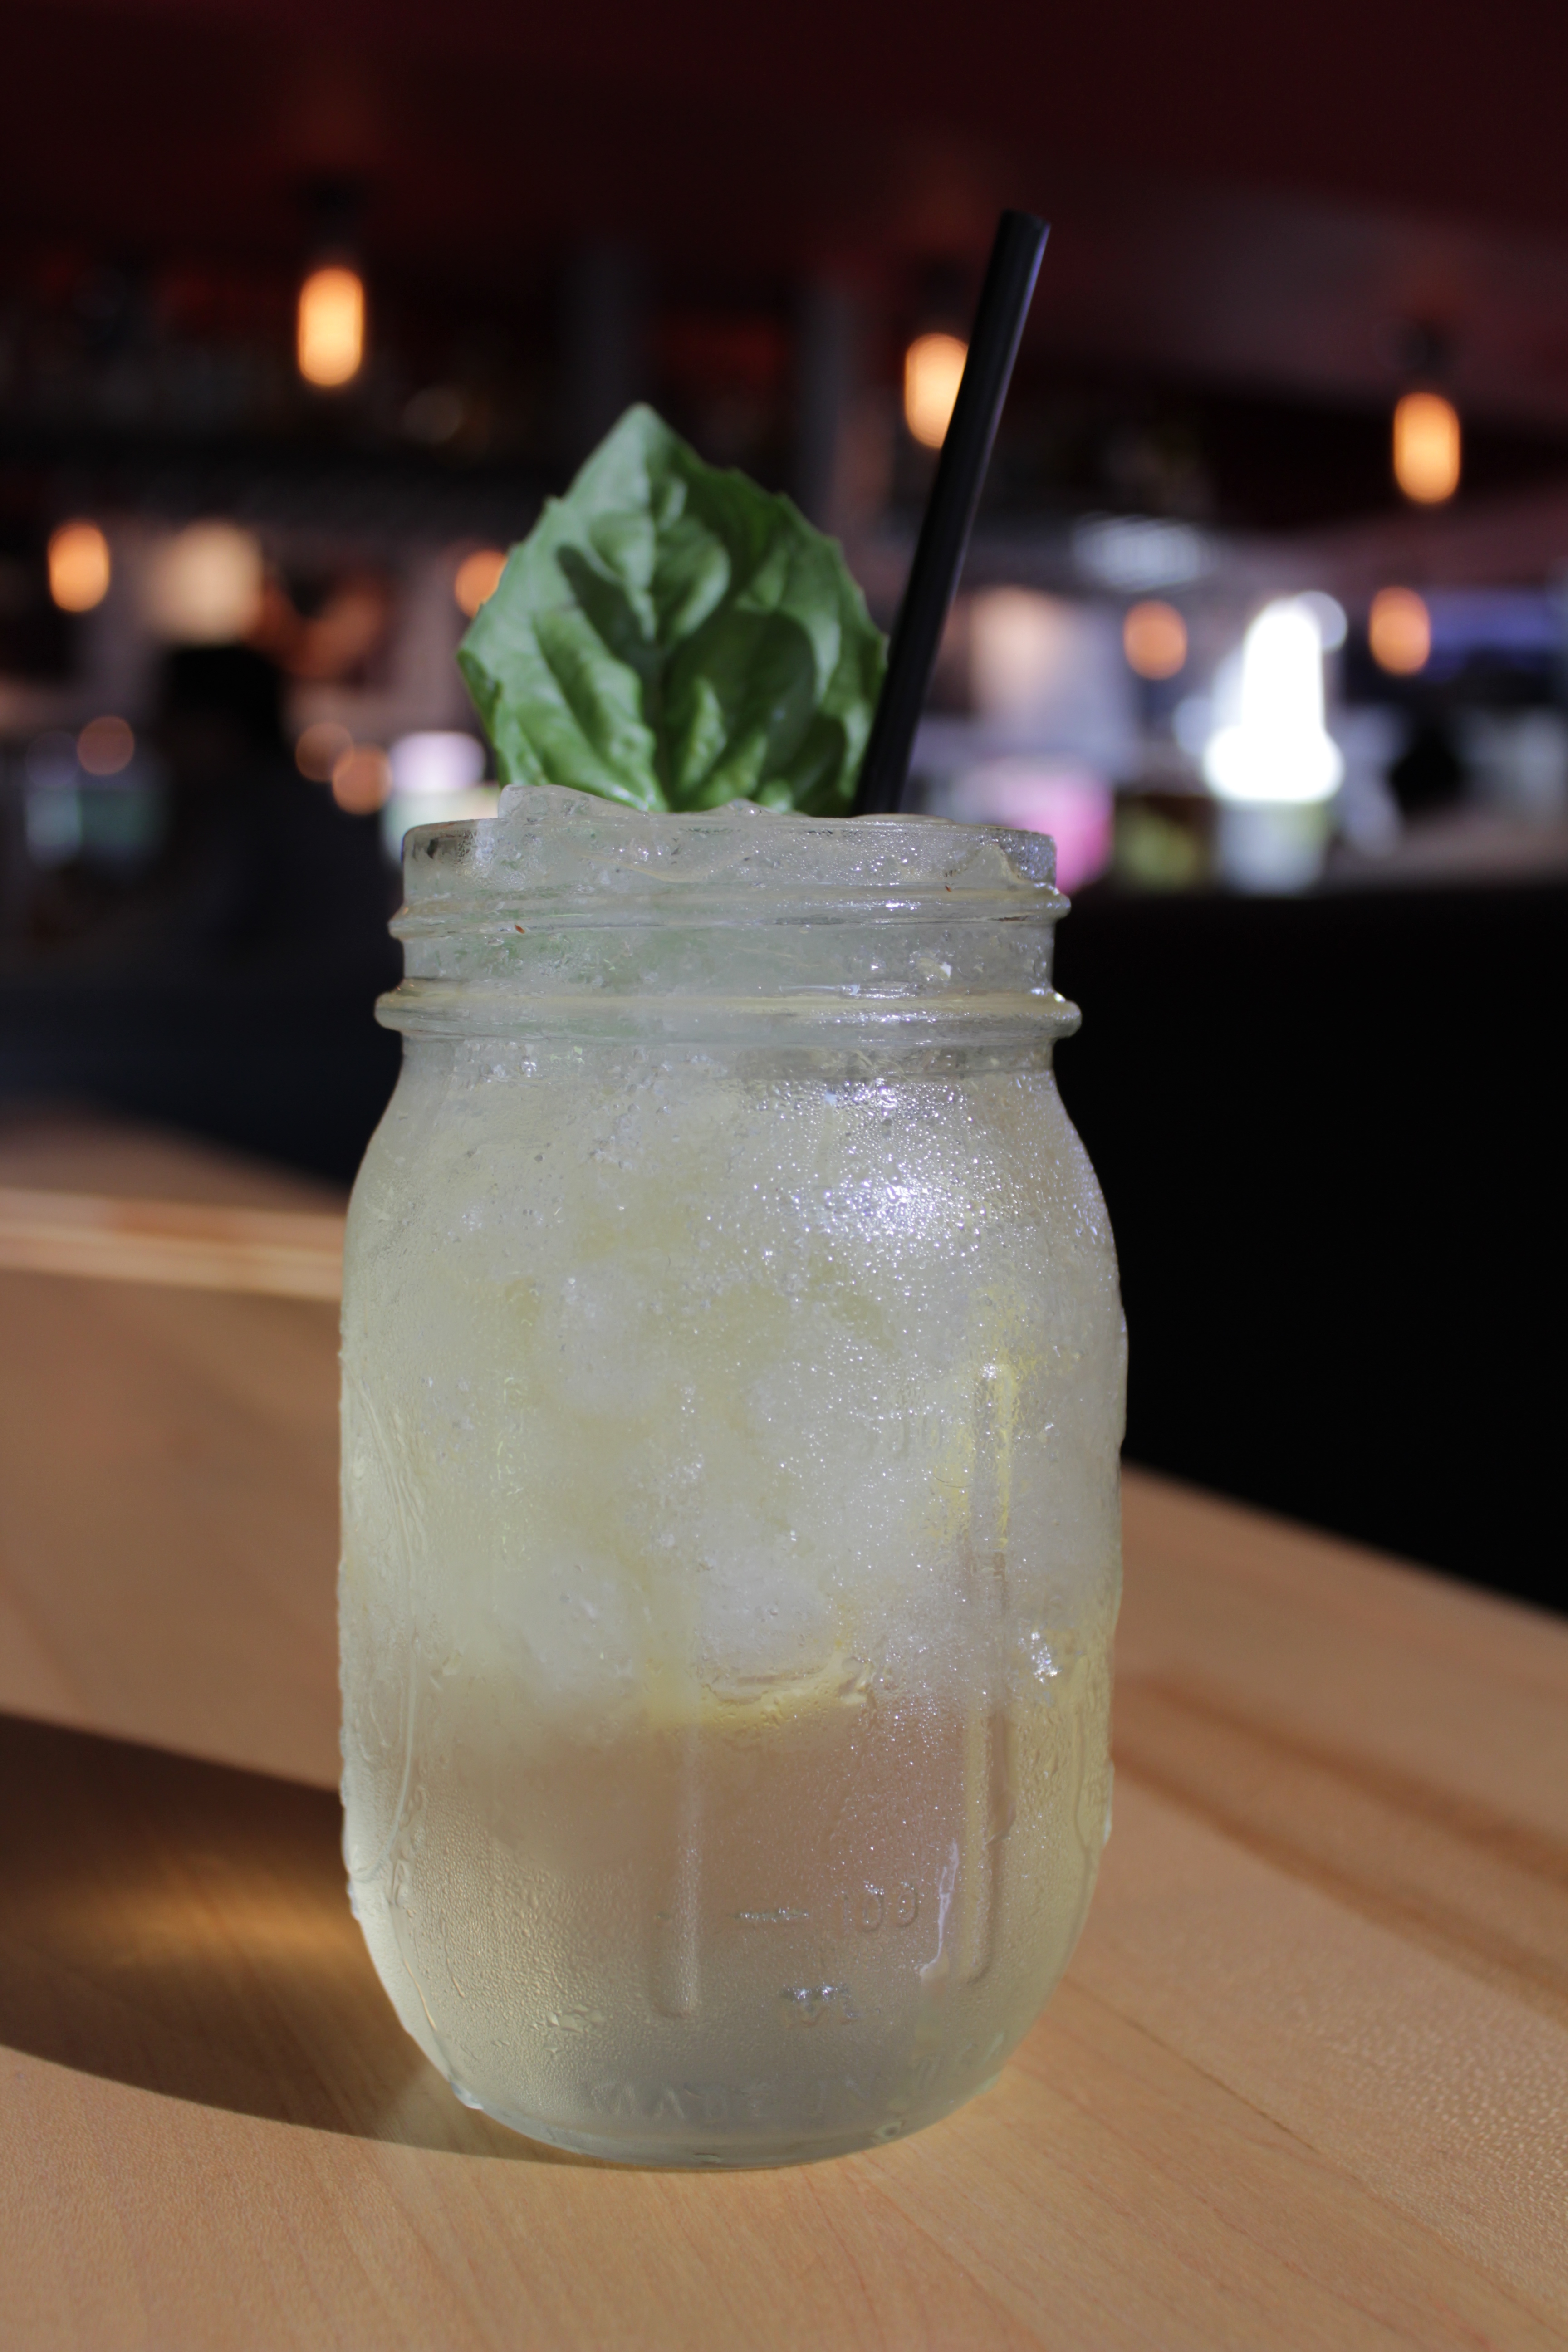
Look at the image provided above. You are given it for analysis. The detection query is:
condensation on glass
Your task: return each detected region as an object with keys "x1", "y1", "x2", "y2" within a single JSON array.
[{"x1": 339, "y1": 786, "x2": 1126, "y2": 2166}]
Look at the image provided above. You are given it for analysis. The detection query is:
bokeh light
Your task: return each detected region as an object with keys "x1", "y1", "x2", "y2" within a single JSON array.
[
  {"x1": 1297, "y1": 591, "x2": 1348, "y2": 651},
  {"x1": 1393, "y1": 392, "x2": 1460, "y2": 505},
  {"x1": 903, "y1": 333, "x2": 967, "y2": 450},
  {"x1": 969, "y1": 588, "x2": 1073, "y2": 720},
  {"x1": 1368, "y1": 587, "x2": 1432, "y2": 674},
  {"x1": 148, "y1": 522, "x2": 265, "y2": 643},
  {"x1": 295, "y1": 721, "x2": 354, "y2": 782},
  {"x1": 1123, "y1": 600, "x2": 1188, "y2": 680},
  {"x1": 331, "y1": 743, "x2": 392, "y2": 813},
  {"x1": 1203, "y1": 598, "x2": 1343, "y2": 804},
  {"x1": 454, "y1": 548, "x2": 508, "y2": 618},
  {"x1": 389, "y1": 731, "x2": 487, "y2": 796},
  {"x1": 47, "y1": 520, "x2": 111, "y2": 613},
  {"x1": 77, "y1": 716, "x2": 135, "y2": 775},
  {"x1": 949, "y1": 759, "x2": 1114, "y2": 892},
  {"x1": 298, "y1": 265, "x2": 366, "y2": 389}
]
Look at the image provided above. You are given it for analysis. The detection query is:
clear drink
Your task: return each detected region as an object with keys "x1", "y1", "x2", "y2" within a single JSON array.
[
  {"x1": 341, "y1": 789, "x2": 1124, "y2": 2164},
  {"x1": 348, "y1": 1661, "x2": 1110, "y2": 2158}
]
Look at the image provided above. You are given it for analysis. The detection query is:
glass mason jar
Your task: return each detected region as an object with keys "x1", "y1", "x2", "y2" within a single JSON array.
[{"x1": 340, "y1": 785, "x2": 1125, "y2": 2167}]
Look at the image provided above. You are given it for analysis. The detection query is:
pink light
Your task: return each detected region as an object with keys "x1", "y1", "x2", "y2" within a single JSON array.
[{"x1": 952, "y1": 761, "x2": 1114, "y2": 892}]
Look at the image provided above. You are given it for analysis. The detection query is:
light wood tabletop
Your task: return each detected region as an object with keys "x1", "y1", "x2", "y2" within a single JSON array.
[{"x1": 1, "y1": 1110, "x2": 1564, "y2": 2352}]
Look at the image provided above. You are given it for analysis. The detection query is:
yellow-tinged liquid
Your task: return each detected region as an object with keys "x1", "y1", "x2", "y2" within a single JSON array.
[
  {"x1": 341, "y1": 1039, "x2": 1125, "y2": 2161},
  {"x1": 348, "y1": 1640, "x2": 1111, "y2": 2162}
]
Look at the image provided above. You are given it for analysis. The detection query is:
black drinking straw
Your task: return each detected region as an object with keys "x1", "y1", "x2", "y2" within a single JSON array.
[{"x1": 852, "y1": 210, "x2": 1049, "y2": 817}]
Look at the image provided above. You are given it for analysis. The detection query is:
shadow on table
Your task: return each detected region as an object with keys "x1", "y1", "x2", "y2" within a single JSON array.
[{"x1": 0, "y1": 1710, "x2": 594, "y2": 2162}]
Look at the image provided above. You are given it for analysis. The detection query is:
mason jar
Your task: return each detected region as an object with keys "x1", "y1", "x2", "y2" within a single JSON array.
[{"x1": 339, "y1": 784, "x2": 1125, "y2": 2166}]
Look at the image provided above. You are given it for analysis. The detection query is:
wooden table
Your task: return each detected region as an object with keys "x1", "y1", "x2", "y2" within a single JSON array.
[{"x1": 2, "y1": 1111, "x2": 1565, "y2": 2350}]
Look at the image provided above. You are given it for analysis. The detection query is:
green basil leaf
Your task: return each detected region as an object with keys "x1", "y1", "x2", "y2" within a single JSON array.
[{"x1": 458, "y1": 405, "x2": 886, "y2": 814}]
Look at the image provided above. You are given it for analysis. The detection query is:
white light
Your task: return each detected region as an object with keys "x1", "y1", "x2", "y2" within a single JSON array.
[
  {"x1": 1297, "y1": 591, "x2": 1347, "y2": 652},
  {"x1": 1203, "y1": 599, "x2": 1344, "y2": 806},
  {"x1": 1073, "y1": 514, "x2": 1212, "y2": 593},
  {"x1": 147, "y1": 522, "x2": 265, "y2": 643},
  {"x1": 389, "y1": 732, "x2": 487, "y2": 797},
  {"x1": 382, "y1": 734, "x2": 495, "y2": 858}
]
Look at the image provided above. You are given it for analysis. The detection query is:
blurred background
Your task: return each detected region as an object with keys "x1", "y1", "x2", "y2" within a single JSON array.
[{"x1": 1, "y1": 0, "x2": 1563, "y2": 1609}]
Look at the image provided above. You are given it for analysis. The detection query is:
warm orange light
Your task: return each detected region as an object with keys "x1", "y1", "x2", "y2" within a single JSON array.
[
  {"x1": 1393, "y1": 392, "x2": 1460, "y2": 505},
  {"x1": 147, "y1": 521, "x2": 264, "y2": 643},
  {"x1": 298, "y1": 265, "x2": 365, "y2": 389},
  {"x1": 48, "y1": 520, "x2": 111, "y2": 612},
  {"x1": 77, "y1": 715, "x2": 135, "y2": 775},
  {"x1": 904, "y1": 332, "x2": 967, "y2": 449},
  {"x1": 454, "y1": 548, "x2": 507, "y2": 618},
  {"x1": 1368, "y1": 587, "x2": 1431, "y2": 674},
  {"x1": 296, "y1": 721, "x2": 354, "y2": 782},
  {"x1": 1122, "y1": 600, "x2": 1188, "y2": 680},
  {"x1": 331, "y1": 743, "x2": 392, "y2": 813}
]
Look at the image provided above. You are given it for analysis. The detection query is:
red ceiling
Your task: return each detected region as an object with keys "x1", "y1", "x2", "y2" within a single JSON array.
[
  {"x1": 4, "y1": 0, "x2": 1565, "y2": 438},
  {"x1": 4, "y1": 0, "x2": 1563, "y2": 276}
]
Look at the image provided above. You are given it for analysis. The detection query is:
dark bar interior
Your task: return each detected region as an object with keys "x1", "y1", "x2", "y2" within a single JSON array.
[{"x1": 2, "y1": 0, "x2": 1564, "y2": 1611}]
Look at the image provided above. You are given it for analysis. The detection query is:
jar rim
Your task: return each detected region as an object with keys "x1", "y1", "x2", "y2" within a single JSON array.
[{"x1": 395, "y1": 785, "x2": 1068, "y2": 930}]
